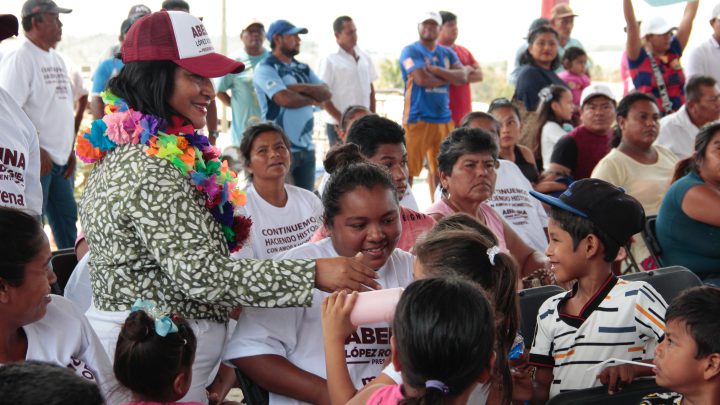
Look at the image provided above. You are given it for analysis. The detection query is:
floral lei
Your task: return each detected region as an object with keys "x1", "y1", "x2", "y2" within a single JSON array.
[{"x1": 76, "y1": 91, "x2": 251, "y2": 253}]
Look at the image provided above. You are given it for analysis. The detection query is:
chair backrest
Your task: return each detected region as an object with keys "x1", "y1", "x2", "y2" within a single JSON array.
[
  {"x1": 518, "y1": 284, "x2": 566, "y2": 347},
  {"x1": 620, "y1": 266, "x2": 702, "y2": 305},
  {"x1": 546, "y1": 377, "x2": 670, "y2": 405},
  {"x1": 641, "y1": 215, "x2": 663, "y2": 266},
  {"x1": 50, "y1": 250, "x2": 78, "y2": 296}
]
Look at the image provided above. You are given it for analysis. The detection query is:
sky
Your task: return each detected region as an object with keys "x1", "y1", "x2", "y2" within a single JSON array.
[{"x1": 2, "y1": 0, "x2": 717, "y2": 68}]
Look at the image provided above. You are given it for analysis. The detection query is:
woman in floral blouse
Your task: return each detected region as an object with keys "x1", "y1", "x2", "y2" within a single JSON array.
[{"x1": 75, "y1": 11, "x2": 378, "y2": 403}]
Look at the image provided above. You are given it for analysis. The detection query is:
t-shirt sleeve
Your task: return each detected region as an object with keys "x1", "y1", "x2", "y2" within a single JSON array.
[
  {"x1": 253, "y1": 63, "x2": 287, "y2": 99},
  {"x1": 670, "y1": 36, "x2": 683, "y2": 57},
  {"x1": 514, "y1": 67, "x2": 544, "y2": 111},
  {"x1": 0, "y1": 52, "x2": 31, "y2": 107},
  {"x1": 308, "y1": 67, "x2": 323, "y2": 85},
  {"x1": 91, "y1": 60, "x2": 113, "y2": 95},
  {"x1": 550, "y1": 135, "x2": 578, "y2": 171},
  {"x1": 399, "y1": 46, "x2": 424, "y2": 76},
  {"x1": 591, "y1": 153, "x2": 624, "y2": 186},
  {"x1": 216, "y1": 73, "x2": 234, "y2": 93},
  {"x1": 528, "y1": 301, "x2": 557, "y2": 368},
  {"x1": 224, "y1": 306, "x2": 302, "y2": 361},
  {"x1": 633, "y1": 282, "x2": 668, "y2": 343}
]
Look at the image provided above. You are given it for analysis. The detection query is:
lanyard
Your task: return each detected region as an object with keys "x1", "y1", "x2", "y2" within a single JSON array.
[{"x1": 647, "y1": 52, "x2": 674, "y2": 116}]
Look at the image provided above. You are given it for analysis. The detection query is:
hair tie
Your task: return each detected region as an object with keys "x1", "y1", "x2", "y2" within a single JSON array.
[
  {"x1": 486, "y1": 245, "x2": 500, "y2": 266},
  {"x1": 539, "y1": 87, "x2": 553, "y2": 103},
  {"x1": 131, "y1": 299, "x2": 179, "y2": 337},
  {"x1": 425, "y1": 380, "x2": 450, "y2": 394}
]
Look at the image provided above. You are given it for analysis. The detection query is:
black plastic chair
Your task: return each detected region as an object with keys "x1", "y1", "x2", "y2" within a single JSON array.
[
  {"x1": 518, "y1": 284, "x2": 566, "y2": 347},
  {"x1": 620, "y1": 266, "x2": 702, "y2": 305},
  {"x1": 641, "y1": 215, "x2": 663, "y2": 268},
  {"x1": 234, "y1": 368, "x2": 269, "y2": 405},
  {"x1": 49, "y1": 249, "x2": 78, "y2": 295},
  {"x1": 546, "y1": 377, "x2": 670, "y2": 405}
]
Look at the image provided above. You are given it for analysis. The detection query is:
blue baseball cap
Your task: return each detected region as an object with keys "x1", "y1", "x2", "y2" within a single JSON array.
[{"x1": 266, "y1": 19, "x2": 308, "y2": 42}]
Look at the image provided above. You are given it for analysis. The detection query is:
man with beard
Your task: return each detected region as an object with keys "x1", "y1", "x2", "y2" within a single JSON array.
[
  {"x1": 399, "y1": 11, "x2": 468, "y2": 200},
  {"x1": 217, "y1": 19, "x2": 269, "y2": 147},
  {"x1": 254, "y1": 19, "x2": 331, "y2": 191}
]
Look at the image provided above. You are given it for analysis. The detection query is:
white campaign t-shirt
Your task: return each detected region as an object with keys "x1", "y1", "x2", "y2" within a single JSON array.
[
  {"x1": 21, "y1": 295, "x2": 122, "y2": 402},
  {"x1": 0, "y1": 87, "x2": 42, "y2": 215},
  {"x1": 232, "y1": 184, "x2": 323, "y2": 259},
  {"x1": 0, "y1": 39, "x2": 75, "y2": 165},
  {"x1": 224, "y1": 238, "x2": 414, "y2": 405}
]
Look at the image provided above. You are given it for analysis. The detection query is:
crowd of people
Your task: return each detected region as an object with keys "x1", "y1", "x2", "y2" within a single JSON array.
[{"x1": 1, "y1": 0, "x2": 720, "y2": 404}]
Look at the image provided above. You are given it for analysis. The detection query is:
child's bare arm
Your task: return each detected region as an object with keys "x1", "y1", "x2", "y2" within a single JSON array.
[
  {"x1": 596, "y1": 361, "x2": 655, "y2": 395},
  {"x1": 321, "y1": 291, "x2": 360, "y2": 405},
  {"x1": 530, "y1": 367, "x2": 553, "y2": 405}
]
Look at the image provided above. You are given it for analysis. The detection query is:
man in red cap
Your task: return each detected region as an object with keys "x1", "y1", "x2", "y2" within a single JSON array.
[{"x1": 0, "y1": 0, "x2": 77, "y2": 249}]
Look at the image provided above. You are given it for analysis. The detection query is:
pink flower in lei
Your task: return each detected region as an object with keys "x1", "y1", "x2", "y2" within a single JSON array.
[{"x1": 102, "y1": 109, "x2": 143, "y2": 145}]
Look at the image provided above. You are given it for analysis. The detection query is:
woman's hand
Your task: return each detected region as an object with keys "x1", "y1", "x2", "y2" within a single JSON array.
[
  {"x1": 322, "y1": 291, "x2": 359, "y2": 344},
  {"x1": 315, "y1": 252, "x2": 380, "y2": 293}
]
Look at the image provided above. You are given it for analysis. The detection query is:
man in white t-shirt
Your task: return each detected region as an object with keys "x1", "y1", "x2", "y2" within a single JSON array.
[
  {"x1": 318, "y1": 16, "x2": 377, "y2": 146},
  {"x1": 0, "y1": 14, "x2": 42, "y2": 218},
  {"x1": 684, "y1": 3, "x2": 720, "y2": 84},
  {"x1": 0, "y1": 0, "x2": 77, "y2": 248},
  {"x1": 657, "y1": 75, "x2": 720, "y2": 159}
]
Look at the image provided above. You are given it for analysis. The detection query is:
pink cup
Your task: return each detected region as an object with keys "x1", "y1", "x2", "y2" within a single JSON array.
[{"x1": 349, "y1": 287, "x2": 404, "y2": 326}]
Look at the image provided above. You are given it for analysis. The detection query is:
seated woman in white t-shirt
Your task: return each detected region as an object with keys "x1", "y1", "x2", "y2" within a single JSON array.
[
  {"x1": 232, "y1": 122, "x2": 323, "y2": 259},
  {"x1": 223, "y1": 145, "x2": 414, "y2": 405},
  {"x1": 0, "y1": 208, "x2": 120, "y2": 402}
]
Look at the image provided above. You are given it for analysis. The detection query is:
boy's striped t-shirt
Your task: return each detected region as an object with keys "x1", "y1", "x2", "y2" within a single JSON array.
[{"x1": 529, "y1": 276, "x2": 667, "y2": 398}]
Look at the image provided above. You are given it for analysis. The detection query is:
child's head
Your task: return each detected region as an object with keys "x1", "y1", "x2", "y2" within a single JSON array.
[
  {"x1": 336, "y1": 105, "x2": 372, "y2": 143},
  {"x1": 392, "y1": 277, "x2": 495, "y2": 402},
  {"x1": 561, "y1": 46, "x2": 588, "y2": 75},
  {"x1": 345, "y1": 114, "x2": 409, "y2": 200},
  {"x1": 655, "y1": 286, "x2": 720, "y2": 394},
  {"x1": 114, "y1": 301, "x2": 197, "y2": 402},
  {"x1": 414, "y1": 214, "x2": 518, "y2": 404},
  {"x1": 530, "y1": 179, "x2": 644, "y2": 282},
  {"x1": 323, "y1": 144, "x2": 401, "y2": 270},
  {"x1": 0, "y1": 361, "x2": 104, "y2": 405},
  {"x1": 0, "y1": 207, "x2": 56, "y2": 326}
]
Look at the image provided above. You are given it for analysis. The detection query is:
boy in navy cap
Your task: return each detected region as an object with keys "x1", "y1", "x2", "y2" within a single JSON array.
[{"x1": 526, "y1": 179, "x2": 667, "y2": 403}]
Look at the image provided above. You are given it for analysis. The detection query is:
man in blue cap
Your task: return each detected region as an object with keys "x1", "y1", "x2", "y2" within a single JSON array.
[{"x1": 253, "y1": 19, "x2": 331, "y2": 191}]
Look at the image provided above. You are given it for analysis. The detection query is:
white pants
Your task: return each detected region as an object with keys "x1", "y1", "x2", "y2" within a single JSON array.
[{"x1": 86, "y1": 304, "x2": 227, "y2": 404}]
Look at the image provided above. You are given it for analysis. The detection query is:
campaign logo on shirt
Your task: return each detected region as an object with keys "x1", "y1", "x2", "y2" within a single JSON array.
[
  {"x1": 0, "y1": 147, "x2": 26, "y2": 185},
  {"x1": 67, "y1": 356, "x2": 97, "y2": 382},
  {"x1": 345, "y1": 326, "x2": 393, "y2": 386}
]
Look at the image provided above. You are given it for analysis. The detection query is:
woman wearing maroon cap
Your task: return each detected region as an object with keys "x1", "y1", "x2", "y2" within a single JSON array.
[{"x1": 75, "y1": 11, "x2": 379, "y2": 403}]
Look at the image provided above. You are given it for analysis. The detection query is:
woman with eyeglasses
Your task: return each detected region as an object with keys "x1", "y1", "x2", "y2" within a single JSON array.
[
  {"x1": 424, "y1": 127, "x2": 549, "y2": 286},
  {"x1": 513, "y1": 26, "x2": 568, "y2": 112}
]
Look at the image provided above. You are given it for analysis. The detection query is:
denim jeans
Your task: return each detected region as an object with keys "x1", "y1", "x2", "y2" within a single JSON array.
[
  {"x1": 288, "y1": 150, "x2": 316, "y2": 191},
  {"x1": 40, "y1": 163, "x2": 77, "y2": 249}
]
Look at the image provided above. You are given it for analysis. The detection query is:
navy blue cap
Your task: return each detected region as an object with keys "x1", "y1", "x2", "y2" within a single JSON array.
[
  {"x1": 530, "y1": 178, "x2": 645, "y2": 246},
  {"x1": 266, "y1": 19, "x2": 308, "y2": 42}
]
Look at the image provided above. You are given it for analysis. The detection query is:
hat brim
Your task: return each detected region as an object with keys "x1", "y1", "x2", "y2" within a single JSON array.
[
  {"x1": 0, "y1": 15, "x2": 18, "y2": 41},
  {"x1": 554, "y1": 12, "x2": 578, "y2": 19},
  {"x1": 529, "y1": 190, "x2": 588, "y2": 218},
  {"x1": 174, "y1": 52, "x2": 245, "y2": 78},
  {"x1": 285, "y1": 27, "x2": 308, "y2": 35}
]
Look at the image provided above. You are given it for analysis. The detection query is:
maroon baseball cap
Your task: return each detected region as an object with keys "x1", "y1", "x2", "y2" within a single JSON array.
[
  {"x1": 0, "y1": 15, "x2": 19, "y2": 41},
  {"x1": 121, "y1": 10, "x2": 244, "y2": 78}
]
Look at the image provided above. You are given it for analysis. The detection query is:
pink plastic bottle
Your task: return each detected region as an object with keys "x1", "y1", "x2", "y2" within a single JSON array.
[{"x1": 349, "y1": 287, "x2": 404, "y2": 326}]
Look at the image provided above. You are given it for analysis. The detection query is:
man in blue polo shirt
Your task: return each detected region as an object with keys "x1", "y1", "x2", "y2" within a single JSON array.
[
  {"x1": 254, "y1": 19, "x2": 331, "y2": 191},
  {"x1": 399, "y1": 11, "x2": 469, "y2": 200}
]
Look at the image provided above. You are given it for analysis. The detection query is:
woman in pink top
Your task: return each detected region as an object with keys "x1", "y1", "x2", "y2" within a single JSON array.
[{"x1": 426, "y1": 127, "x2": 548, "y2": 280}]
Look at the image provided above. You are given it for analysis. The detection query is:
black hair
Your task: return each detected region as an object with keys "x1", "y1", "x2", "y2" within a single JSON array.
[
  {"x1": 459, "y1": 111, "x2": 499, "y2": 134},
  {"x1": 666, "y1": 286, "x2": 720, "y2": 358},
  {"x1": 339, "y1": 105, "x2": 371, "y2": 133},
  {"x1": 333, "y1": 16, "x2": 353, "y2": 34},
  {"x1": 0, "y1": 361, "x2": 104, "y2": 405},
  {"x1": 114, "y1": 310, "x2": 197, "y2": 402},
  {"x1": 519, "y1": 26, "x2": 561, "y2": 70},
  {"x1": 437, "y1": 127, "x2": 499, "y2": 177},
  {"x1": 528, "y1": 85, "x2": 572, "y2": 160},
  {"x1": 488, "y1": 97, "x2": 522, "y2": 122},
  {"x1": 322, "y1": 144, "x2": 397, "y2": 227},
  {"x1": 673, "y1": 121, "x2": 720, "y2": 182},
  {"x1": 561, "y1": 46, "x2": 587, "y2": 66},
  {"x1": 686, "y1": 75, "x2": 718, "y2": 103},
  {"x1": 611, "y1": 92, "x2": 658, "y2": 147},
  {"x1": 107, "y1": 60, "x2": 179, "y2": 123},
  {"x1": 345, "y1": 114, "x2": 406, "y2": 158},
  {"x1": 161, "y1": 0, "x2": 190, "y2": 12},
  {"x1": 415, "y1": 216, "x2": 518, "y2": 405},
  {"x1": 549, "y1": 207, "x2": 620, "y2": 262},
  {"x1": 239, "y1": 122, "x2": 292, "y2": 180},
  {"x1": 393, "y1": 277, "x2": 495, "y2": 405},
  {"x1": 0, "y1": 207, "x2": 46, "y2": 287},
  {"x1": 439, "y1": 11, "x2": 457, "y2": 25},
  {"x1": 21, "y1": 13, "x2": 44, "y2": 32}
]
